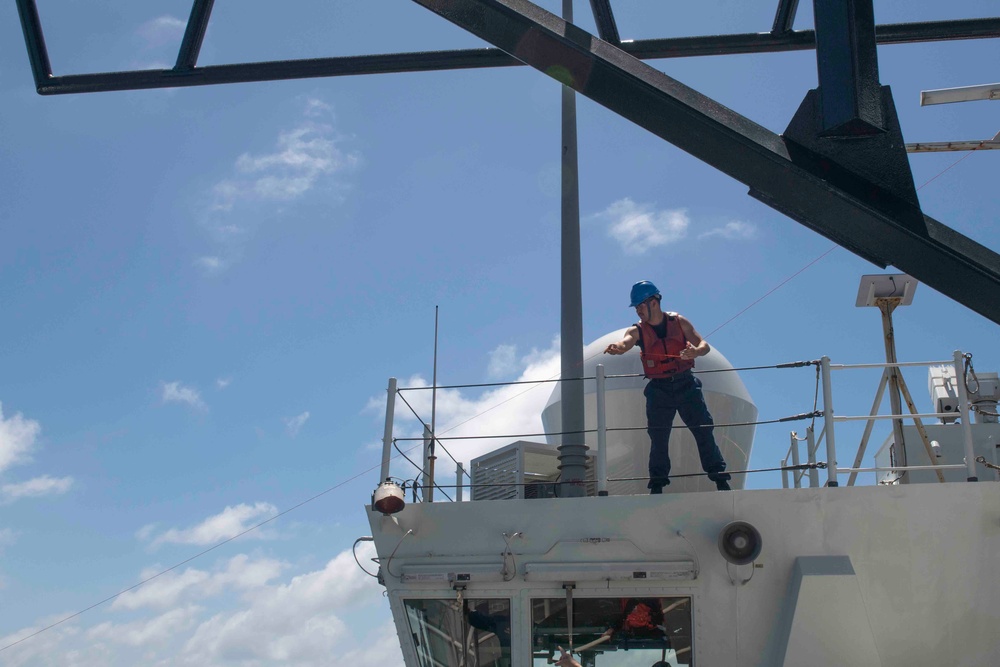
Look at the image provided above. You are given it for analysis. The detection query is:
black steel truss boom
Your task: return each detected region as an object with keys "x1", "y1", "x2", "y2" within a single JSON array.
[
  {"x1": 772, "y1": 0, "x2": 801, "y2": 34},
  {"x1": 13, "y1": 0, "x2": 1000, "y2": 95},
  {"x1": 406, "y1": 0, "x2": 1000, "y2": 324},
  {"x1": 588, "y1": 0, "x2": 620, "y2": 45},
  {"x1": 12, "y1": 0, "x2": 1000, "y2": 323},
  {"x1": 175, "y1": 0, "x2": 216, "y2": 70}
]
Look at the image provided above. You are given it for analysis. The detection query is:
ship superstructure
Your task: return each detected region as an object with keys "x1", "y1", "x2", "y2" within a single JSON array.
[{"x1": 363, "y1": 306, "x2": 1000, "y2": 666}]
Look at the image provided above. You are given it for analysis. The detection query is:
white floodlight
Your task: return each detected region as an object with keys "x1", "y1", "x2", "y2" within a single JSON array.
[
  {"x1": 372, "y1": 480, "x2": 406, "y2": 515},
  {"x1": 855, "y1": 274, "x2": 917, "y2": 308}
]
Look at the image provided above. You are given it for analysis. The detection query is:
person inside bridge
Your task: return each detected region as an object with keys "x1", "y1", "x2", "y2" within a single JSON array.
[{"x1": 604, "y1": 280, "x2": 731, "y2": 493}]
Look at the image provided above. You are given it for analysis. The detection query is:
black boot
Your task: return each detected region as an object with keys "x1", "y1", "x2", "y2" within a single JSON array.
[{"x1": 716, "y1": 479, "x2": 732, "y2": 491}]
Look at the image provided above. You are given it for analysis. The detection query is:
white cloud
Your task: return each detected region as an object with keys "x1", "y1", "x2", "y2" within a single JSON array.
[
  {"x1": 199, "y1": 100, "x2": 359, "y2": 273},
  {"x1": 137, "y1": 16, "x2": 186, "y2": 49},
  {"x1": 144, "y1": 503, "x2": 279, "y2": 548},
  {"x1": 88, "y1": 606, "x2": 201, "y2": 647},
  {"x1": 597, "y1": 197, "x2": 689, "y2": 254},
  {"x1": 111, "y1": 555, "x2": 285, "y2": 611},
  {"x1": 112, "y1": 567, "x2": 209, "y2": 612},
  {"x1": 303, "y1": 98, "x2": 333, "y2": 118},
  {"x1": 135, "y1": 524, "x2": 157, "y2": 542},
  {"x1": 487, "y1": 344, "x2": 518, "y2": 379},
  {"x1": 216, "y1": 377, "x2": 232, "y2": 390},
  {"x1": 132, "y1": 59, "x2": 172, "y2": 71},
  {"x1": 161, "y1": 382, "x2": 207, "y2": 411},
  {"x1": 1, "y1": 546, "x2": 392, "y2": 667},
  {"x1": 0, "y1": 402, "x2": 40, "y2": 474},
  {"x1": 0, "y1": 614, "x2": 89, "y2": 667},
  {"x1": 211, "y1": 107, "x2": 359, "y2": 212},
  {"x1": 210, "y1": 181, "x2": 241, "y2": 213},
  {"x1": 284, "y1": 412, "x2": 310, "y2": 437},
  {"x1": 196, "y1": 255, "x2": 228, "y2": 273},
  {"x1": 338, "y1": 623, "x2": 405, "y2": 665},
  {"x1": 1, "y1": 475, "x2": 73, "y2": 502},
  {"x1": 699, "y1": 220, "x2": 758, "y2": 240},
  {"x1": 180, "y1": 549, "x2": 381, "y2": 665}
]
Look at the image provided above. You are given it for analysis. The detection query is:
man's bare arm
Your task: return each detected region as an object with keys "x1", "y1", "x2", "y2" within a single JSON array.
[
  {"x1": 604, "y1": 326, "x2": 639, "y2": 355},
  {"x1": 677, "y1": 315, "x2": 710, "y2": 359}
]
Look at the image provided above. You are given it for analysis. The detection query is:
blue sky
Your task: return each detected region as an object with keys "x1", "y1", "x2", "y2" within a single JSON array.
[{"x1": 1, "y1": 1, "x2": 998, "y2": 664}]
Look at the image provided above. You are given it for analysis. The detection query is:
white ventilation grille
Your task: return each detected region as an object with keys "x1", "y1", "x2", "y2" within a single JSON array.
[{"x1": 470, "y1": 441, "x2": 596, "y2": 500}]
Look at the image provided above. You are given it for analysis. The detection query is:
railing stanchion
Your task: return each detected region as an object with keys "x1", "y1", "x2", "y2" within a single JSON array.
[
  {"x1": 821, "y1": 356, "x2": 839, "y2": 486},
  {"x1": 790, "y1": 431, "x2": 802, "y2": 488},
  {"x1": 380, "y1": 377, "x2": 397, "y2": 483},
  {"x1": 596, "y1": 364, "x2": 608, "y2": 496},
  {"x1": 954, "y1": 350, "x2": 979, "y2": 481},
  {"x1": 806, "y1": 426, "x2": 820, "y2": 488}
]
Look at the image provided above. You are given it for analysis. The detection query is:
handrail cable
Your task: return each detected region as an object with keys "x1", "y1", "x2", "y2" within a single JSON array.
[
  {"x1": 391, "y1": 410, "x2": 822, "y2": 442},
  {"x1": 396, "y1": 359, "x2": 820, "y2": 392},
  {"x1": 606, "y1": 411, "x2": 822, "y2": 432}
]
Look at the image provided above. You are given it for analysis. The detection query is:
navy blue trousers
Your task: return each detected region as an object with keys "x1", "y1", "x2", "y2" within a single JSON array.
[{"x1": 644, "y1": 372, "x2": 730, "y2": 488}]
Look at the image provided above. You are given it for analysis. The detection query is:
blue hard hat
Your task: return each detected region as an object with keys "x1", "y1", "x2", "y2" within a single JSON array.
[{"x1": 629, "y1": 281, "x2": 660, "y2": 307}]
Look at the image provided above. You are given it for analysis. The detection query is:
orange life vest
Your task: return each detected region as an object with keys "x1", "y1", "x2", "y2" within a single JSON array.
[{"x1": 637, "y1": 315, "x2": 694, "y2": 378}]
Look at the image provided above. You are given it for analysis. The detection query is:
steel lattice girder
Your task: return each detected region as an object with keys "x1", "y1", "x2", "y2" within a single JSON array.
[
  {"x1": 409, "y1": 0, "x2": 1000, "y2": 325},
  {"x1": 14, "y1": 0, "x2": 1000, "y2": 95}
]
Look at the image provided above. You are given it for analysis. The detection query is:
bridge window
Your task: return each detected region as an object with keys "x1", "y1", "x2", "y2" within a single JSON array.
[
  {"x1": 404, "y1": 598, "x2": 511, "y2": 667},
  {"x1": 531, "y1": 596, "x2": 692, "y2": 666}
]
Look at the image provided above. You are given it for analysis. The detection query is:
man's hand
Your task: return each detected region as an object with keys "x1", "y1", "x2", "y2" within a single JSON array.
[
  {"x1": 679, "y1": 341, "x2": 700, "y2": 360},
  {"x1": 604, "y1": 342, "x2": 626, "y2": 355}
]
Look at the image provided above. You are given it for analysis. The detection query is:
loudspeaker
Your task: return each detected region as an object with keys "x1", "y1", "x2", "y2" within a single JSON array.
[{"x1": 718, "y1": 521, "x2": 762, "y2": 565}]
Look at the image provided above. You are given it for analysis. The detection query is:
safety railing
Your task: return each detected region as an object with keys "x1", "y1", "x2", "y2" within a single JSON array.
[
  {"x1": 782, "y1": 350, "x2": 980, "y2": 487},
  {"x1": 378, "y1": 359, "x2": 823, "y2": 500},
  {"x1": 378, "y1": 350, "x2": 983, "y2": 500}
]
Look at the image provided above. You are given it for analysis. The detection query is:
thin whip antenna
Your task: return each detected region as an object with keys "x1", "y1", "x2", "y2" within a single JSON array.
[{"x1": 428, "y1": 305, "x2": 439, "y2": 502}]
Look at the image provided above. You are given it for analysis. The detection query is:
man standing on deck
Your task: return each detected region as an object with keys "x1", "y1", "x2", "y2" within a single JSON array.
[{"x1": 604, "y1": 280, "x2": 731, "y2": 493}]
